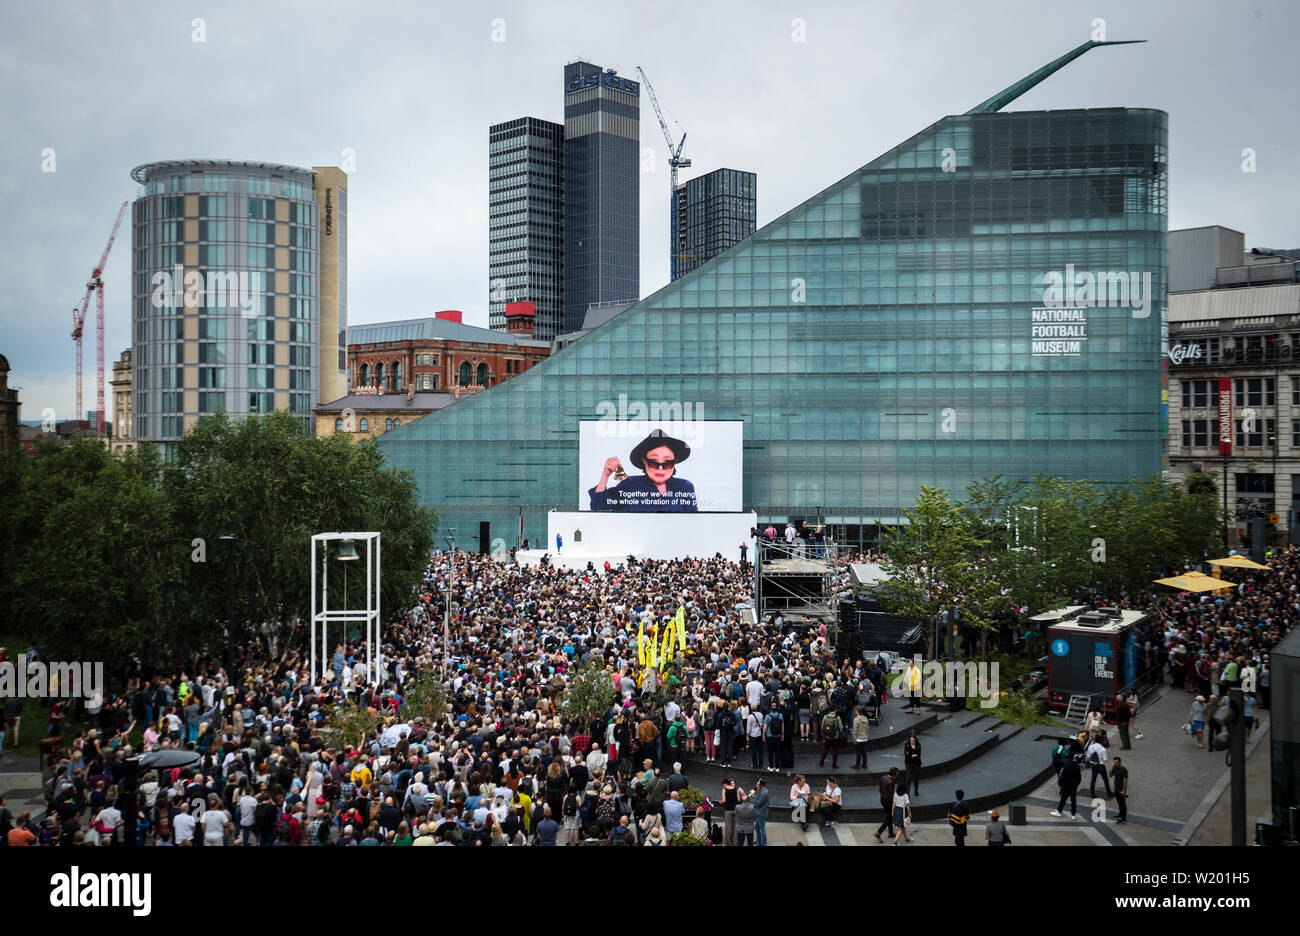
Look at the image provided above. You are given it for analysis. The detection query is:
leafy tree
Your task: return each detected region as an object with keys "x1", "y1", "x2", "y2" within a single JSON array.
[
  {"x1": 1, "y1": 440, "x2": 190, "y2": 670},
  {"x1": 402, "y1": 670, "x2": 447, "y2": 723},
  {"x1": 559, "y1": 659, "x2": 614, "y2": 729},
  {"x1": 877, "y1": 486, "x2": 1003, "y2": 658},
  {"x1": 165, "y1": 410, "x2": 436, "y2": 642}
]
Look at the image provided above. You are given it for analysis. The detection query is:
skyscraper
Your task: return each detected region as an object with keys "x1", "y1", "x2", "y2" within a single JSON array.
[
  {"x1": 488, "y1": 118, "x2": 565, "y2": 342},
  {"x1": 563, "y1": 61, "x2": 640, "y2": 333},
  {"x1": 672, "y1": 167, "x2": 756, "y2": 280},
  {"x1": 129, "y1": 159, "x2": 347, "y2": 457},
  {"x1": 381, "y1": 41, "x2": 1167, "y2": 551}
]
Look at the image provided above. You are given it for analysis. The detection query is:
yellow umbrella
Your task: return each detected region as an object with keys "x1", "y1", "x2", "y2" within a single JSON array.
[
  {"x1": 1153, "y1": 570, "x2": 1235, "y2": 592},
  {"x1": 1207, "y1": 555, "x2": 1270, "y2": 570}
]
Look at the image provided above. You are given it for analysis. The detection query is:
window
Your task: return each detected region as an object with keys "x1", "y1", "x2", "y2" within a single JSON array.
[
  {"x1": 393, "y1": 362, "x2": 402, "y2": 391},
  {"x1": 1234, "y1": 377, "x2": 1275, "y2": 407},
  {"x1": 198, "y1": 367, "x2": 226, "y2": 389},
  {"x1": 199, "y1": 391, "x2": 225, "y2": 413},
  {"x1": 248, "y1": 221, "x2": 274, "y2": 244},
  {"x1": 1180, "y1": 380, "x2": 1210, "y2": 409},
  {"x1": 247, "y1": 198, "x2": 272, "y2": 219},
  {"x1": 289, "y1": 202, "x2": 312, "y2": 225},
  {"x1": 248, "y1": 176, "x2": 272, "y2": 195},
  {"x1": 392, "y1": 418, "x2": 400, "y2": 428},
  {"x1": 198, "y1": 220, "x2": 227, "y2": 241},
  {"x1": 248, "y1": 343, "x2": 274, "y2": 364},
  {"x1": 385, "y1": 419, "x2": 393, "y2": 431},
  {"x1": 247, "y1": 246, "x2": 271, "y2": 268},
  {"x1": 431, "y1": 354, "x2": 439, "y2": 365},
  {"x1": 282, "y1": 179, "x2": 305, "y2": 199},
  {"x1": 335, "y1": 418, "x2": 345, "y2": 432},
  {"x1": 459, "y1": 362, "x2": 470, "y2": 385},
  {"x1": 291, "y1": 250, "x2": 312, "y2": 272},
  {"x1": 476, "y1": 363, "x2": 488, "y2": 386},
  {"x1": 375, "y1": 363, "x2": 386, "y2": 387},
  {"x1": 1180, "y1": 419, "x2": 1211, "y2": 448},
  {"x1": 1235, "y1": 473, "x2": 1275, "y2": 494},
  {"x1": 289, "y1": 225, "x2": 311, "y2": 247},
  {"x1": 290, "y1": 298, "x2": 312, "y2": 319},
  {"x1": 160, "y1": 391, "x2": 183, "y2": 413},
  {"x1": 359, "y1": 417, "x2": 369, "y2": 432},
  {"x1": 1235, "y1": 418, "x2": 1273, "y2": 448},
  {"x1": 360, "y1": 363, "x2": 369, "y2": 386},
  {"x1": 198, "y1": 195, "x2": 224, "y2": 217},
  {"x1": 290, "y1": 393, "x2": 311, "y2": 414},
  {"x1": 289, "y1": 346, "x2": 311, "y2": 366},
  {"x1": 198, "y1": 318, "x2": 226, "y2": 339},
  {"x1": 289, "y1": 322, "x2": 312, "y2": 342},
  {"x1": 1293, "y1": 419, "x2": 1300, "y2": 449},
  {"x1": 422, "y1": 374, "x2": 431, "y2": 389},
  {"x1": 247, "y1": 320, "x2": 271, "y2": 341},
  {"x1": 198, "y1": 342, "x2": 225, "y2": 363},
  {"x1": 248, "y1": 392, "x2": 274, "y2": 413},
  {"x1": 248, "y1": 368, "x2": 274, "y2": 389},
  {"x1": 289, "y1": 369, "x2": 311, "y2": 390}
]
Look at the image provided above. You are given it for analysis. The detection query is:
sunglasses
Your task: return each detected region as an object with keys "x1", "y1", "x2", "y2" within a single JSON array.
[{"x1": 645, "y1": 459, "x2": 675, "y2": 470}]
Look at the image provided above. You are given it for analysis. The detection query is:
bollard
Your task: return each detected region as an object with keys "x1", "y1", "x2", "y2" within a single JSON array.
[{"x1": 1009, "y1": 803, "x2": 1027, "y2": 826}]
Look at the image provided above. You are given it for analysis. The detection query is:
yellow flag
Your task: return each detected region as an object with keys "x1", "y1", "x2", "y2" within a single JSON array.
[
  {"x1": 637, "y1": 621, "x2": 646, "y2": 668},
  {"x1": 676, "y1": 605, "x2": 686, "y2": 650}
]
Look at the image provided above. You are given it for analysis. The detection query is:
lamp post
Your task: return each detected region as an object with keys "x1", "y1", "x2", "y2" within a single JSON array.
[
  {"x1": 444, "y1": 529, "x2": 456, "y2": 682},
  {"x1": 218, "y1": 534, "x2": 235, "y2": 670}
]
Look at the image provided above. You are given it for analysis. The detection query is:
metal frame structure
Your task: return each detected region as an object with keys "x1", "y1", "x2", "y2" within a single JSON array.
[{"x1": 310, "y1": 532, "x2": 381, "y2": 686}]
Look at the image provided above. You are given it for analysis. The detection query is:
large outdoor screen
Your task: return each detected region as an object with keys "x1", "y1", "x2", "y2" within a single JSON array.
[{"x1": 578, "y1": 419, "x2": 743, "y2": 512}]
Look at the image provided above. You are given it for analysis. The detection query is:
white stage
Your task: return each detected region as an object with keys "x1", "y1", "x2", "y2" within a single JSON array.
[{"x1": 523, "y1": 509, "x2": 757, "y2": 566}]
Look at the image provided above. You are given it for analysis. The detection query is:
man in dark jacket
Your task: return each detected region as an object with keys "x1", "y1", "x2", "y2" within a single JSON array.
[
  {"x1": 949, "y1": 789, "x2": 971, "y2": 846},
  {"x1": 377, "y1": 795, "x2": 403, "y2": 834},
  {"x1": 873, "y1": 768, "x2": 898, "y2": 841},
  {"x1": 1052, "y1": 757, "x2": 1082, "y2": 819}
]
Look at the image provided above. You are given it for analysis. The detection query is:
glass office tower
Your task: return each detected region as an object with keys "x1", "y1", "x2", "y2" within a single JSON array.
[
  {"x1": 130, "y1": 159, "x2": 346, "y2": 458},
  {"x1": 488, "y1": 117, "x2": 565, "y2": 341},
  {"x1": 563, "y1": 61, "x2": 640, "y2": 332},
  {"x1": 673, "y1": 168, "x2": 757, "y2": 281},
  {"x1": 382, "y1": 97, "x2": 1167, "y2": 550}
]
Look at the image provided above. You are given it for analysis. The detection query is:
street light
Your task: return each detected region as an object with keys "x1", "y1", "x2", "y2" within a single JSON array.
[
  {"x1": 218, "y1": 534, "x2": 235, "y2": 671},
  {"x1": 444, "y1": 529, "x2": 456, "y2": 681}
]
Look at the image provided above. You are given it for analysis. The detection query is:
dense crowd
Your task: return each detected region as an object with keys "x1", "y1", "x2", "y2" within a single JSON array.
[{"x1": 0, "y1": 543, "x2": 1293, "y2": 847}]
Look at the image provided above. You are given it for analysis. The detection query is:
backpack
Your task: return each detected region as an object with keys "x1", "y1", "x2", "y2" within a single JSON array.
[
  {"x1": 702, "y1": 711, "x2": 717, "y2": 731},
  {"x1": 563, "y1": 794, "x2": 579, "y2": 818},
  {"x1": 721, "y1": 711, "x2": 736, "y2": 732},
  {"x1": 822, "y1": 713, "x2": 841, "y2": 739},
  {"x1": 1051, "y1": 744, "x2": 1067, "y2": 766}
]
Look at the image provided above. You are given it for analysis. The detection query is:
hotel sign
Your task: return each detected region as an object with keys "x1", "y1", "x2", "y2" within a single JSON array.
[{"x1": 324, "y1": 188, "x2": 334, "y2": 236}]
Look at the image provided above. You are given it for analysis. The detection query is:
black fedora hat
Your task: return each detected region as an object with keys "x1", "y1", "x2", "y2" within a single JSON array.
[{"x1": 629, "y1": 428, "x2": 690, "y2": 468}]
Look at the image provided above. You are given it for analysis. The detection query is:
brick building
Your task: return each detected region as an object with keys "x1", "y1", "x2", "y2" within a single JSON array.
[{"x1": 346, "y1": 308, "x2": 548, "y2": 394}]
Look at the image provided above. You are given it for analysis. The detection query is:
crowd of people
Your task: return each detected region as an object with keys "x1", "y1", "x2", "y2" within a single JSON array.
[{"x1": 1, "y1": 542, "x2": 1294, "y2": 847}]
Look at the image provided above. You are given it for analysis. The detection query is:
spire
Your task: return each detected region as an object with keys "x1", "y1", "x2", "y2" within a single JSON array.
[{"x1": 965, "y1": 39, "x2": 1146, "y2": 115}]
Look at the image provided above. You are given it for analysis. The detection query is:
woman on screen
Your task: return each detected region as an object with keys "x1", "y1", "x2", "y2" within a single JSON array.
[{"x1": 589, "y1": 428, "x2": 698, "y2": 512}]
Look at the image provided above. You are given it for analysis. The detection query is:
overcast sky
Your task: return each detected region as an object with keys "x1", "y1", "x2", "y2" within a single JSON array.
[{"x1": 2, "y1": 0, "x2": 1296, "y2": 420}]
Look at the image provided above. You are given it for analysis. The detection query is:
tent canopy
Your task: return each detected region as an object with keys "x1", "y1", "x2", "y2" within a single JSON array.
[
  {"x1": 1153, "y1": 571, "x2": 1234, "y2": 592},
  {"x1": 1207, "y1": 555, "x2": 1270, "y2": 570}
]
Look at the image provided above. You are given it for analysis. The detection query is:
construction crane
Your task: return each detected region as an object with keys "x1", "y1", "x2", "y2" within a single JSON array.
[
  {"x1": 71, "y1": 200, "x2": 129, "y2": 434},
  {"x1": 635, "y1": 66, "x2": 692, "y2": 280}
]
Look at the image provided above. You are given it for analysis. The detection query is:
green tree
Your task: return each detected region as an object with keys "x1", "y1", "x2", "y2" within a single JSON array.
[
  {"x1": 0, "y1": 440, "x2": 190, "y2": 670},
  {"x1": 403, "y1": 669, "x2": 447, "y2": 724},
  {"x1": 559, "y1": 659, "x2": 614, "y2": 729},
  {"x1": 165, "y1": 410, "x2": 436, "y2": 640},
  {"x1": 877, "y1": 486, "x2": 1003, "y2": 658}
]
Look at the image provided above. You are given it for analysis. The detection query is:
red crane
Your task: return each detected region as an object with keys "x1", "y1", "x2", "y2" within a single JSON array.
[{"x1": 71, "y1": 201, "x2": 129, "y2": 434}]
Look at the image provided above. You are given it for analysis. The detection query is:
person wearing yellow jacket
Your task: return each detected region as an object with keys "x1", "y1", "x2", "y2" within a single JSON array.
[{"x1": 903, "y1": 659, "x2": 923, "y2": 715}]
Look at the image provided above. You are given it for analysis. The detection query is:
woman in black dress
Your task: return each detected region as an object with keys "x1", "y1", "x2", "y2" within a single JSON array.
[{"x1": 903, "y1": 734, "x2": 922, "y2": 797}]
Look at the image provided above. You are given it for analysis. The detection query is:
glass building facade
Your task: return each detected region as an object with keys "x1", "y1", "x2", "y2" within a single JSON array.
[
  {"x1": 673, "y1": 167, "x2": 757, "y2": 281},
  {"x1": 130, "y1": 159, "x2": 346, "y2": 457},
  {"x1": 380, "y1": 105, "x2": 1168, "y2": 550},
  {"x1": 563, "y1": 61, "x2": 640, "y2": 333},
  {"x1": 488, "y1": 117, "x2": 566, "y2": 341}
]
